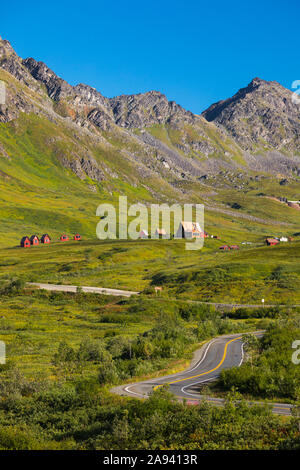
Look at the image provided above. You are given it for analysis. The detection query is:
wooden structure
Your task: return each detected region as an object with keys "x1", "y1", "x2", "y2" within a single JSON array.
[
  {"x1": 30, "y1": 235, "x2": 39, "y2": 246},
  {"x1": 41, "y1": 234, "x2": 51, "y2": 244},
  {"x1": 155, "y1": 228, "x2": 167, "y2": 239},
  {"x1": 20, "y1": 236, "x2": 30, "y2": 248},
  {"x1": 176, "y1": 221, "x2": 203, "y2": 239},
  {"x1": 139, "y1": 230, "x2": 149, "y2": 239}
]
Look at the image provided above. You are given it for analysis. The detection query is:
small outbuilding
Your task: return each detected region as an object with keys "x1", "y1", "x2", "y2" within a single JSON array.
[
  {"x1": 155, "y1": 228, "x2": 167, "y2": 239},
  {"x1": 176, "y1": 221, "x2": 203, "y2": 239},
  {"x1": 30, "y1": 235, "x2": 39, "y2": 246},
  {"x1": 219, "y1": 245, "x2": 230, "y2": 250},
  {"x1": 287, "y1": 201, "x2": 300, "y2": 210},
  {"x1": 41, "y1": 234, "x2": 51, "y2": 244},
  {"x1": 20, "y1": 236, "x2": 30, "y2": 248},
  {"x1": 74, "y1": 234, "x2": 81, "y2": 241},
  {"x1": 139, "y1": 229, "x2": 149, "y2": 239},
  {"x1": 266, "y1": 238, "x2": 279, "y2": 246},
  {"x1": 60, "y1": 235, "x2": 69, "y2": 242}
]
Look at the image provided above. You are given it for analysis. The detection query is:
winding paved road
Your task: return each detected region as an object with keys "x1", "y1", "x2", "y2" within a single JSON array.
[
  {"x1": 28, "y1": 284, "x2": 294, "y2": 415},
  {"x1": 112, "y1": 333, "x2": 293, "y2": 416}
]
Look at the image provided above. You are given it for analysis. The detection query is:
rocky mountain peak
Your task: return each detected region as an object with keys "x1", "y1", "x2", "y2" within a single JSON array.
[
  {"x1": 202, "y1": 77, "x2": 300, "y2": 153},
  {"x1": 0, "y1": 37, "x2": 14, "y2": 55},
  {"x1": 1, "y1": 37, "x2": 198, "y2": 131},
  {"x1": 248, "y1": 77, "x2": 267, "y2": 87},
  {"x1": 109, "y1": 89, "x2": 195, "y2": 128},
  {"x1": 0, "y1": 37, "x2": 40, "y2": 91},
  {"x1": 73, "y1": 83, "x2": 110, "y2": 109}
]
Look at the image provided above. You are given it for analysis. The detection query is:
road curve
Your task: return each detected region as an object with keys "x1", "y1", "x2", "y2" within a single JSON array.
[{"x1": 111, "y1": 333, "x2": 293, "y2": 416}]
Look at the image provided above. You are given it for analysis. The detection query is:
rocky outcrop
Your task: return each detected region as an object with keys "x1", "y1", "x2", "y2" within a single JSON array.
[
  {"x1": 0, "y1": 85, "x2": 34, "y2": 122},
  {"x1": 22, "y1": 58, "x2": 117, "y2": 130},
  {"x1": 73, "y1": 83, "x2": 110, "y2": 109},
  {"x1": 0, "y1": 38, "x2": 41, "y2": 92},
  {"x1": 109, "y1": 91, "x2": 195, "y2": 128},
  {"x1": 59, "y1": 153, "x2": 105, "y2": 182},
  {"x1": 23, "y1": 57, "x2": 73, "y2": 101},
  {"x1": 202, "y1": 78, "x2": 300, "y2": 153}
]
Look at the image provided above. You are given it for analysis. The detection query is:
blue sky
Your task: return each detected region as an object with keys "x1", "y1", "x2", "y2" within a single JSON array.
[{"x1": 1, "y1": 0, "x2": 299, "y2": 113}]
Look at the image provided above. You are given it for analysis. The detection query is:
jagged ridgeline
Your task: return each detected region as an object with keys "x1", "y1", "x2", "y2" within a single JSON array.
[{"x1": 0, "y1": 36, "x2": 300, "y2": 246}]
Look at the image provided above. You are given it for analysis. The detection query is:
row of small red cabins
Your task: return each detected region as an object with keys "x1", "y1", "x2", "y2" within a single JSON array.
[
  {"x1": 219, "y1": 245, "x2": 239, "y2": 251},
  {"x1": 20, "y1": 233, "x2": 81, "y2": 247}
]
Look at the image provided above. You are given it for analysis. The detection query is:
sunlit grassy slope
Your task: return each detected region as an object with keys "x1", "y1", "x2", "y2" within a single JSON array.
[{"x1": 0, "y1": 99, "x2": 300, "y2": 249}]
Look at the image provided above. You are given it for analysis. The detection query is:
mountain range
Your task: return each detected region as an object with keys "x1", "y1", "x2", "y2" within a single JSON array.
[{"x1": 0, "y1": 35, "x2": 300, "y2": 245}]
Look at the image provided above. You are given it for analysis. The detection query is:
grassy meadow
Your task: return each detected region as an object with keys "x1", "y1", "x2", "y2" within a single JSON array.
[{"x1": 0, "y1": 237, "x2": 300, "y2": 303}]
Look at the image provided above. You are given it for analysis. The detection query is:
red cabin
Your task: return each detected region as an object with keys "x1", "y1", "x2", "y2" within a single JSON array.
[
  {"x1": 74, "y1": 234, "x2": 81, "y2": 241},
  {"x1": 266, "y1": 238, "x2": 279, "y2": 246},
  {"x1": 30, "y1": 235, "x2": 39, "y2": 246},
  {"x1": 20, "y1": 236, "x2": 30, "y2": 248},
  {"x1": 41, "y1": 234, "x2": 51, "y2": 244},
  {"x1": 60, "y1": 235, "x2": 69, "y2": 242}
]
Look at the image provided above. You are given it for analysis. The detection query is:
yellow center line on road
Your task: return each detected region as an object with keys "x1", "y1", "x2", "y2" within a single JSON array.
[
  {"x1": 272, "y1": 406, "x2": 291, "y2": 411},
  {"x1": 153, "y1": 336, "x2": 242, "y2": 391}
]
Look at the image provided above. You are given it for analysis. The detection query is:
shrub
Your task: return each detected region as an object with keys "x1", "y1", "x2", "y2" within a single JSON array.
[
  {"x1": 77, "y1": 338, "x2": 109, "y2": 363},
  {"x1": 52, "y1": 342, "x2": 76, "y2": 366},
  {"x1": 98, "y1": 360, "x2": 119, "y2": 384},
  {"x1": 0, "y1": 278, "x2": 25, "y2": 295}
]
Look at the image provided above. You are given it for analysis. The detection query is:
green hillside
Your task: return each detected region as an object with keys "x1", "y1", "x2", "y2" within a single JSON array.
[{"x1": 0, "y1": 109, "x2": 300, "y2": 248}]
